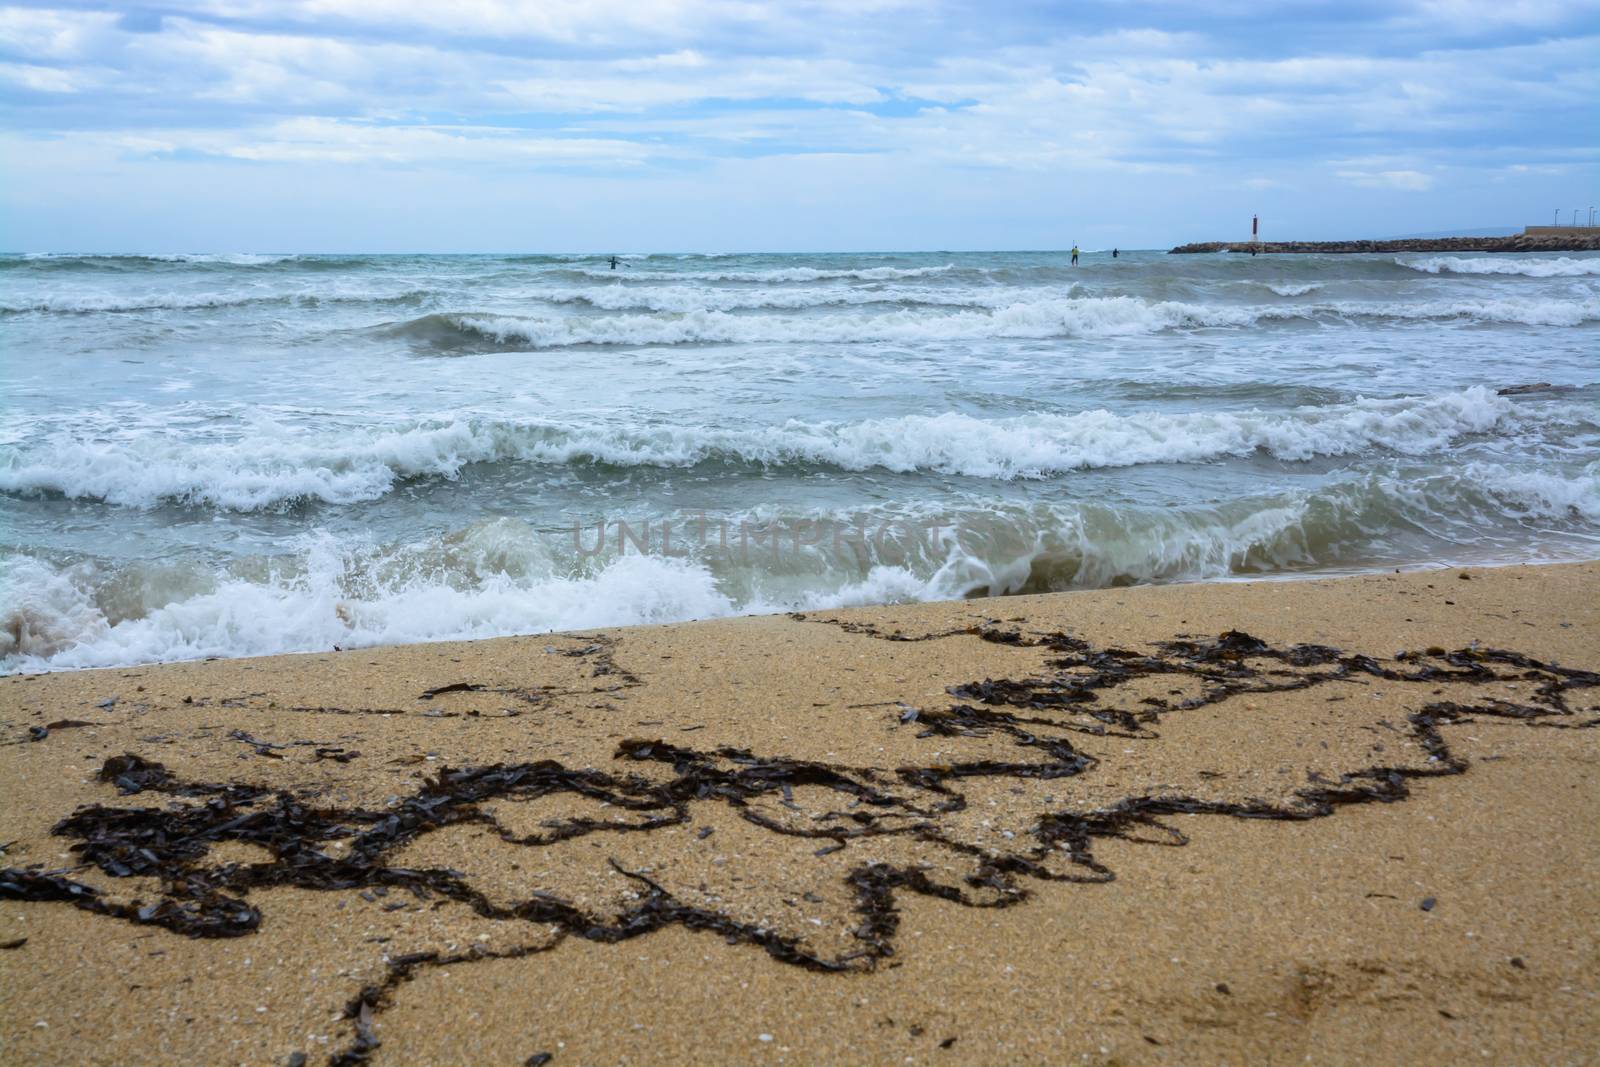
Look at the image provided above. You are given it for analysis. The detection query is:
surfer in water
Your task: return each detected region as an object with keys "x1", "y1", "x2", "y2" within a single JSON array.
[
  {"x1": 609, "y1": 256, "x2": 620, "y2": 269},
  {"x1": 1112, "y1": 248, "x2": 1119, "y2": 259},
  {"x1": 1071, "y1": 244, "x2": 1080, "y2": 266}
]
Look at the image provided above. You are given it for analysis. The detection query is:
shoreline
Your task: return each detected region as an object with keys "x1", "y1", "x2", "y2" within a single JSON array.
[
  {"x1": 2, "y1": 561, "x2": 1596, "y2": 1064},
  {"x1": 9, "y1": 555, "x2": 1599, "y2": 679}
]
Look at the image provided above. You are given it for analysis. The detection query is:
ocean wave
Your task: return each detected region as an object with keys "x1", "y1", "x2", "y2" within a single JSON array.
[
  {"x1": 501, "y1": 253, "x2": 655, "y2": 263},
  {"x1": 17, "y1": 252, "x2": 297, "y2": 265},
  {"x1": 381, "y1": 294, "x2": 1599, "y2": 351},
  {"x1": 1397, "y1": 255, "x2": 1600, "y2": 277},
  {"x1": 0, "y1": 537, "x2": 738, "y2": 672},
  {"x1": 0, "y1": 387, "x2": 1577, "y2": 510},
  {"x1": 529, "y1": 283, "x2": 1032, "y2": 314},
  {"x1": 547, "y1": 264, "x2": 958, "y2": 283},
  {"x1": 1266, "y1": 282, "x2": 1323, "y2": 296},
  {"x1": 1326, "y1": 297, "x2": 1599, "y2": 326},
  {"x1": 2, "y1": 253, "x2": 377, "y2": 272},
  {"x1": 6, "y1": 464, "x2": 1595, "y2": 672},
  {"x1": 0, "y1": 288, "x2": 435, "y2": 314}
]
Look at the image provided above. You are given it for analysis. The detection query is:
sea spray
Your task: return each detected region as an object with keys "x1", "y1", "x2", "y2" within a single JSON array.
[
  {"x1": 1397, "y1": 255, "x2": 1600, "y2": 277},
  {"x1": 386, "y1": 296, "x2": 1599, "y2": 351},
  {"x1": 4, "y1": 247, "x2": 1596, "y2": 672},
  {"x1": 5, "y1": 465, "x2": 1596, "y2": 672}
]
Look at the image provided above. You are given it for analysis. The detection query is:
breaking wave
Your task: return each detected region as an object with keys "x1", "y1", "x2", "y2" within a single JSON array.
[
  {"x1": 5, "y1": 247, "x2": 1596, "y2": 676},
  {"x1": 549, "y1": 264, "x2": 958, "y2": 283},
  {"x1": 528, "y1": 284, "x2": 1046, "y2": 313},
  {"x1": 0, "y1": 387, "x2": 1577, "y2": 511},
  {"x1": 1397, "y1": 256, "x2": 1600, "y2": 277},
  {"x1": 2, "y1": 253, "x2": 378, "y2": 272},
  {"x1": 0, "y1": 289, "x2": 434, "y2": 314},
  {"x1": 5, "y1": 463, "x2": 1595, "y2": 673},
  {"x1": 382, "y1": 295, "x2": 1599, "y2": 351},
  {"x1": 16, "y1": 252, "x2": 297, "y2": 266}
]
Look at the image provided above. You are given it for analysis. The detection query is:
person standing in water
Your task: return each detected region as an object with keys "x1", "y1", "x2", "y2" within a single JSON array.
[
  {"x1": 1070, "y1": 244, "x2": 1080, "y2": 265},
  {"x1": 1112, "y1": 248, "x2": 1119, "y2": 259},
  {"x1": 609, "y1": 256, "x2": 619, "y2": 269}
]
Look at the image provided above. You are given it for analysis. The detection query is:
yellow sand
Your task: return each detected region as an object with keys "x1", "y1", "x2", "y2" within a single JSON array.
[{"x1": 1, "y1": 562, "x2": 1596, "y2": 1066}]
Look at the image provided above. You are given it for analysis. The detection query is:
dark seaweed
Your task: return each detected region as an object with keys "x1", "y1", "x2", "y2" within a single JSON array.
[
  {"x1": 418, "y1": 683, "x2": 485, "y2": 700},
  {"x1": 2, "y1": 631, "x2": 1594, "y2": 1064}
]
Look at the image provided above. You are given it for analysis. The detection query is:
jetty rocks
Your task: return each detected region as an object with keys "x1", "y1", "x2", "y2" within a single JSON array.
[{"x1": 1170, "y1": 233, "x2": 1600, "y2": 254}]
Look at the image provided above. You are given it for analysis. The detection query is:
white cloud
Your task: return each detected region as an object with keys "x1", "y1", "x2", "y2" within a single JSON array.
[
  {"x1": 1336, "y1": 168, "x2": 1435, "y2": 191},
  {"x1": 0, "y1": 7, "x2": 120, "y2": 59},
  {"x1": 0, "y1": 1, "x2": 1595, "y2": 247},
  {"x1": 155, "y1": 0, "x2": 919, "y2": 47},
  {"x1": 0, "y1": 60, "x2": 93, "y2": 92},
  {"x1": 497, "y1": 55, "x2": 885, "y2": 112},
  {"x1": 124, "y1": 19, "x2": 464, "y2": 107},
  {"x1": 91, "y1": 116, "x2": 658, "y2": 166},
  {"x1": 1401, "y1": 0, "x2": 1595, "y2": 31}
]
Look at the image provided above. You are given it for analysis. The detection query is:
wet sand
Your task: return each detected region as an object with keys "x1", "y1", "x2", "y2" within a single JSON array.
[{"x1": 2, "y1": 562, "x2": 1596, "y2": 1066}]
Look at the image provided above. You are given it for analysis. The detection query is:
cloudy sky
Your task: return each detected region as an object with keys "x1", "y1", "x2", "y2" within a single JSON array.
[{"x1": 2, "y1": 1, "x2": 1596, "y2": 251}]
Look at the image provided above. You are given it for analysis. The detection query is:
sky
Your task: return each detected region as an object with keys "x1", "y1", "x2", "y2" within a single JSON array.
[{"x1": 1, "y1": 0, "x2": 1596, "y2": 252}]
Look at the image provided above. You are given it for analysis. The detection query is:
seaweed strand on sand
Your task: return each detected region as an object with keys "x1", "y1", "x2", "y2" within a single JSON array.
[{"x1": 2, "y1": 631, "x2": 1595, "y2": 1063}]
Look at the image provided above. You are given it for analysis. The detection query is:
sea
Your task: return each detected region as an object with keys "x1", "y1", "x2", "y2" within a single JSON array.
[{"x1": 2, "y1": 249, "x2": 1596, "y2": 673}]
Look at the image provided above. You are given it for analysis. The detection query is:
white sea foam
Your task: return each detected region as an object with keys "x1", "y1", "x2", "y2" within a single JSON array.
[
  {"x1": 1467, "y1": 459, "x2": 1600, "y2": 522},
  {"x1": 0, "y1": 387, "x2": 1573, "y2": 510},
  {"x1": 1324, "y1": 297, "x2": 1599, "y2": 326},
  {"x1": 1397, "y1": 256, "x2": 1600, "y2": 277},
  {"x1": 6, "y1": 464, "x2": 1595, "y2": 673},
  {"x1": 5, "y1": 249, "x2": 1595, "y2": 674},
  {"x1": 146, "y1": 253, "x2": 297, "y2": 265},
  {"x1": 557, "y1": 264, "x2": 957, "y2": 283},
  {"x1": 0, "y1": 287, "x2": 432, "y2": 313},
  {"x1": 406, "y1": 295, "x2": 1598, "y2": 350},
  {"x1": 426, "y1": 298, "x2": 1244, "y2": 348},
  {"x1": 19, "y1": 252, "x2": 297, "y2": 265},
  {"x1": 529, "y1": 284, "x2": 1027, "y2": 313},
  {"x1": 1, "y1": 292, "x2": 261, "y2": 313},
  {"x1": 0, "y1": 541, "x2": 742, "y2": 672}
]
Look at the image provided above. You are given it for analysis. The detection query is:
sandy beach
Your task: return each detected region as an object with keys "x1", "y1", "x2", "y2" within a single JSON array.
[
  {"x1": 8, "y1": 3, "x2": 1598, "y2": 1064},
  {"x1": 1, "y1": 563, "x2": 1596, "y2": 1066}
]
